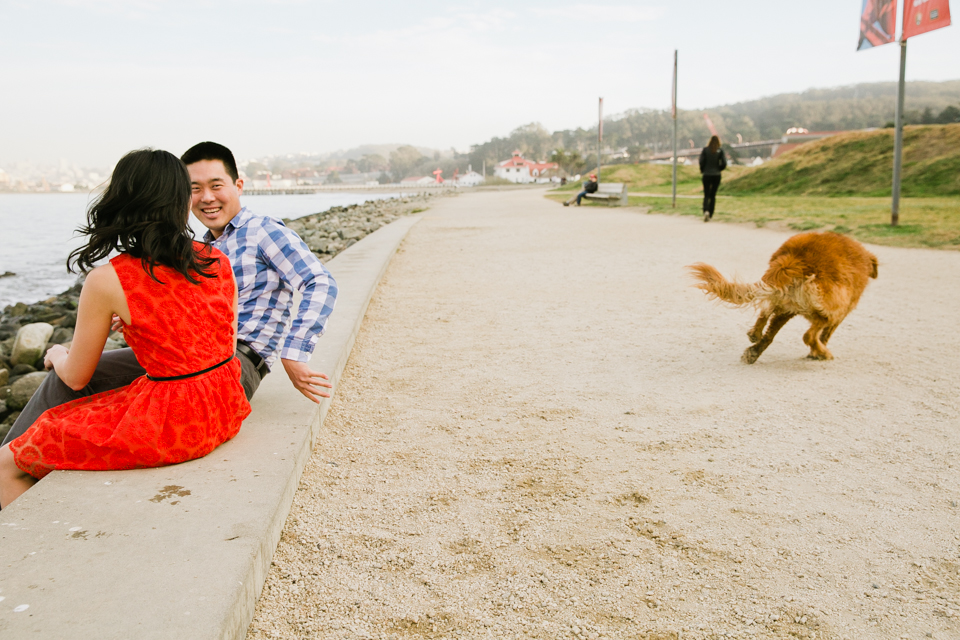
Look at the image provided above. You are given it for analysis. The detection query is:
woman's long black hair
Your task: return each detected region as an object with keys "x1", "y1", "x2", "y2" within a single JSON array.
[{"x1": 68, "y1": 148, "x2": 218, "y2": 284}]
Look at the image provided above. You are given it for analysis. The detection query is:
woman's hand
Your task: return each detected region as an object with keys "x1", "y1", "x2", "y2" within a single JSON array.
[
  {"x1": 111, "y1": 314, "x2": 124, "y2": 333},
  {"x1": 43, "y1": 344, "x2": 70, "y2": 371}
]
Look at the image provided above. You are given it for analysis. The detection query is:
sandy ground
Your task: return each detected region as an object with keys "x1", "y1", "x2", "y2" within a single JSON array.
[{"x1": 246, "y1": 189, "x2": 960, "y2": 640}]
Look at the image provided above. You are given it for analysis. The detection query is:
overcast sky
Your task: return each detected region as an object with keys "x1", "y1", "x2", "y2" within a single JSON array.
[{"x1": 1, "y1": 0, "x2": 958, "y2": 166}]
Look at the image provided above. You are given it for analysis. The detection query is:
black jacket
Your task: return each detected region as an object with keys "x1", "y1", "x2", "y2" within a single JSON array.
[
  {"x1": 699, "y1": 148, "x2": 727, "y2": 176},
  {"x1": 583, "y1": 180, "x2": 598, "y2": 193}
]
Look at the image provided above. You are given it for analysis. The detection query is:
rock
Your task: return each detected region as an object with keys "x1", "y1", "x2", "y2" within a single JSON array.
[
  {"x1": 5, "y1": 302, "x2": 28, "y2": 317},
  {"x1": 0, "y1": 271, "x2": 16, "y2": 279},
  {"x1": 0, "y1": 368, "x2": 7, "y2": 387},
  {"x1": 11, "y1": 322, "x2": 54, "y2": 366},
  {"x1": 11, "y1": 363, "x2": 36, "y2": 376},
  {"x1": 0, "y1": 410, "x2": 21, "y2": 437},
  {"x1": 33, "y1": 310, "x2": 64, "y2": 323},
  {"x1": 304, "y1": 234, "x2": 331, "y2": 254},
  {"x1": 50, "y1": 327, "x2": 74, "y2": 344},
  {"x1": 7, "y1": 371, "x2": 47, "y2": 410}
]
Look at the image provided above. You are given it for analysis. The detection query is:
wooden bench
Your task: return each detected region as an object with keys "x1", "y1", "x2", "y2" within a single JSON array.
[{"x1": 583, "y1": 182, "x2": 627, "y2": 206}]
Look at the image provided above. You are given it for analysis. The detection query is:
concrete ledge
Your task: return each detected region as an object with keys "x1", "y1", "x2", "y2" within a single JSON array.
[{"x1": 0, "y1": 215, "x2": 421, "y2": 639}]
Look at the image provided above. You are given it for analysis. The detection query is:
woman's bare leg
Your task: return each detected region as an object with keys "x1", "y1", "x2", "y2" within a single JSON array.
[{"x1": 0, "y1": 444, "x2": 37, "y2": 508}]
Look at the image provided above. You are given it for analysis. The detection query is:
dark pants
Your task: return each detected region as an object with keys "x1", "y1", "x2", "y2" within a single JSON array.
[
  {"x1": 1, "y1": 347, "x2": 262, "y2": 447},
  {"x1": 702, "y1": 174, "x2": 721, "y2": 217},
  {"x1": 575, "y1": 191, "x2": 589, "y2": 205}
]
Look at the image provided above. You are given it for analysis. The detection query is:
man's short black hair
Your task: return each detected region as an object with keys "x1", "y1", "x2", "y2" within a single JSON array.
[{"x1": 181, "y1": 142, "x2": 239, "y2": 182}]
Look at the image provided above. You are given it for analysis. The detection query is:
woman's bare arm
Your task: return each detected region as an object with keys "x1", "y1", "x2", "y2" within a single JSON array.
[{"x1": 46, "y1": 264, "x2": 129, "y2": 390}]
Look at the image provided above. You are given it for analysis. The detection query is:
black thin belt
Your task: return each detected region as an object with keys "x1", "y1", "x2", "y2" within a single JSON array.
[
  {"x1": 146, "y1": 355, "x2": 236, "y2": 382},
  {"x1": 236, "y1": 341, "x2": 270, "y2": 380}
]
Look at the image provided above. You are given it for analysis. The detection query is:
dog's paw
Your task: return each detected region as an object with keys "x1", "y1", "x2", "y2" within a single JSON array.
[{"x1": 741, "y1": 348, "x2": 760, "y2": 364}]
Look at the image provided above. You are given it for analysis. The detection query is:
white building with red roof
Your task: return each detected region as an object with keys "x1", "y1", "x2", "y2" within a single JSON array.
[{"x1": 494, "y1": 151, "x2": 559, "y2": 184}]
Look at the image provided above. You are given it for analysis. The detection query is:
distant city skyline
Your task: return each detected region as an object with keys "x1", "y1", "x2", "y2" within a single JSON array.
[{"x1": 1, "y1": 0, "x2": 958, "y2": 167}]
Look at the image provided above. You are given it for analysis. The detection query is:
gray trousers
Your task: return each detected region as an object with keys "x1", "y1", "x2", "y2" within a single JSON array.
[{"x1": 1, "y1": 347, "x2": 262, "y2": 447}]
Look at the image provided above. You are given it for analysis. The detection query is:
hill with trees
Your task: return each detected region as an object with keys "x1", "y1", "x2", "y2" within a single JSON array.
[
  {"x1": 462, "y1": 80, "x2": 960, "y2": 174},
  {"x1": 244, "y1": 81, "x2": 960, "y2": 182}
]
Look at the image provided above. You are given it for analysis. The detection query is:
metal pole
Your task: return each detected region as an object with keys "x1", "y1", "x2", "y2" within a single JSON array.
[
  {"x1": 597, "y1": 97, "x2": 603, "y2": 186},
  {"x1": 891, "y1": 39, "x2": 906, "y2": 227},
  {"x1": 672, "y1": 50, "x2": 678, "y2": 208}
]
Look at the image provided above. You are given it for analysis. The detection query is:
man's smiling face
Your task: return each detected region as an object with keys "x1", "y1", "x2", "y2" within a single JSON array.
[{"x1": 188, "y1": 159, "x2": 243, "y2": 238}]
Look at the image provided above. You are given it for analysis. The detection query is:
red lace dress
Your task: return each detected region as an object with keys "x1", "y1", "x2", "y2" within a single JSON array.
[{"x1": 11, "y1": 246, "x2": 251, "y2": 479}]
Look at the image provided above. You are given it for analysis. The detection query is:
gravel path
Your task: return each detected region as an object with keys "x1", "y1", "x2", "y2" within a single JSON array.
[{"x1": 246, "y1": 189, "x2": 960, "y2": 640}]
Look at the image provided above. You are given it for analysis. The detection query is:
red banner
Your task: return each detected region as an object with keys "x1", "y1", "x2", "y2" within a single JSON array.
[
  {"x1": 859, "y1": 0, "x2": 899, "y2": 50},
  {"x1": 902, "y1": 0, "x2": 952, "y2": 38}
]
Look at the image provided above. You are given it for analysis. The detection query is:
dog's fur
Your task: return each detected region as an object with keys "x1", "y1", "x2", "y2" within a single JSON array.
[{"x1": 688, "y1": 232, "x2": 878, "y2": 364}]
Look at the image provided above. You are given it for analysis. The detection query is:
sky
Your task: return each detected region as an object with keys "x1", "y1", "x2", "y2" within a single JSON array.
[{"x1": 1, "y1": 0, "x2": 958, "y2": 167}]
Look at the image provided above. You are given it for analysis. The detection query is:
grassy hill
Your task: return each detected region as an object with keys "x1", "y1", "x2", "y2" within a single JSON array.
[
  {"x1": 722, "y1": 124, "x2": 960, "y2": 197},
  {"x1": 546, "y1": 132, "x2": 960, "y2": 250}
]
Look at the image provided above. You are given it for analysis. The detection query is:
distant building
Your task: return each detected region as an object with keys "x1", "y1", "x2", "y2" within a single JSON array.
[
  {"x1": 339, "y1": 171, "x2": 382, "y2": 185},
  {"x1": 494, "y1": 151, "x2": 559, "y2": 184},
  {"x1": 455, "y1": 170, "x2": 484, "y2": 187},
  {"x1": 772, "y1": 130, "x2": 845, "y2": 158},
  {"x1": 400, "y1": 176, "x2": 434, "y2": 185}
]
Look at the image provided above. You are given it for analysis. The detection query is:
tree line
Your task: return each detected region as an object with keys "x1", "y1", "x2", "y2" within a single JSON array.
[
  {"x1": 246, "y1": 81, "x2": 960, "y2": 180},
  {"x1": 463, "y1": 80, "x2": 960, "y2": 173}
]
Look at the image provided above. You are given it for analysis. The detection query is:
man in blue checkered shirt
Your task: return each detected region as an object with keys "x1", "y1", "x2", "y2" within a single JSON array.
[
  {"x1": 2, "y1": 143, "x2": 338, "y2": 448},
  {"x1": 182, "y1": 142, "x2": 337, "y2": 403}
]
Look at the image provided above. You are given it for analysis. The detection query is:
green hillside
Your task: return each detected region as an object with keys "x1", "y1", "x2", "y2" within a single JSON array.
[{"x1": 722, "y1": 124, "x2": 960, "y2": 197}]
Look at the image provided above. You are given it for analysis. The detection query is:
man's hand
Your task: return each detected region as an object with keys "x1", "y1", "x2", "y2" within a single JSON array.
[
  {"x1": 111, "y1": 314, "x2": 124, "y2": 333},
  {"x1": 281, "y1": 358, "x2": 333, "y2": 404}
]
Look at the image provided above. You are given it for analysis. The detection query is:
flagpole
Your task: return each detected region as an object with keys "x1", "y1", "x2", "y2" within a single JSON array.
[
  {"x1": 597, "y1": 97, "x2": 603, "y2": 186},
  {"x1": 672, "y1": 50, "x2": 678, "y2": 209},
  {"x1": 891, "y1": 38, "x2": 907, "y2": 227}
]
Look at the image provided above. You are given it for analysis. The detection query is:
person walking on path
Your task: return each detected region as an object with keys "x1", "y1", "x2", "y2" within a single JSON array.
[
  {"x1": 699, "y1": 135, "x2": 726, "y2": 222},
  {"x1": 0, "y1": 149, "x2": 251, "y2": 507},
  {"x1": 1, "y1": 142, "x2": 338, "y2": 451},
  {"x1": 564, "y1": 174, "x2": 598, "y2": 206}
]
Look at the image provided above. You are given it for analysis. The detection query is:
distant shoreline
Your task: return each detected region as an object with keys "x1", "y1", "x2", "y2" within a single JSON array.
[{"x1": 1, "y1": 193, "x2": 438, "y2": 315}]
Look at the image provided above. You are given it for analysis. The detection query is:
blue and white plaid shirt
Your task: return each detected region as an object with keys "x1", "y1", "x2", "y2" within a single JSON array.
[{"x1": 203, "y1": 207, "x2": 337, "y2": 368}]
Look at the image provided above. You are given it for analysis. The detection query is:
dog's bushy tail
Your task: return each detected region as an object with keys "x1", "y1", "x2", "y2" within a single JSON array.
[{"x1": 687, "y1": 263, "x2": 761, "y2": 306}]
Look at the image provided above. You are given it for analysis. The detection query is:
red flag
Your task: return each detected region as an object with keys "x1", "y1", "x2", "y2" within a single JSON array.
[
  {"x1": 902, "y1": 0, "x2": 951, "y2": 38},
  {"x1": 858, "y1": 0, "x2": 898, "y2": 50}
]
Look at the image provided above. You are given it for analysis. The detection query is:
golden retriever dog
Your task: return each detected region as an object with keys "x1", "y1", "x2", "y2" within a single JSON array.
[{"x1": 688, "y1": 232, "x2": 878, "y2": 364}]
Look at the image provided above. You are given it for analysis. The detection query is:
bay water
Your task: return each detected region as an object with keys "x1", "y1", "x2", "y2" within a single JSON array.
[{"x1": 0, "y1": 191, "x2": 398, "y2": 309}]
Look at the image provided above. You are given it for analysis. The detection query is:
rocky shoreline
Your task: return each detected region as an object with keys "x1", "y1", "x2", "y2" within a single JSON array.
[{"x1": 0, "y1": 193, "x2": 439, "y2": 440}]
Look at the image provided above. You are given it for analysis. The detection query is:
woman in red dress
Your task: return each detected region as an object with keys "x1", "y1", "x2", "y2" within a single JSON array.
[{"x1": 0, "y1": 149, "x2": 251, "y2": 508}]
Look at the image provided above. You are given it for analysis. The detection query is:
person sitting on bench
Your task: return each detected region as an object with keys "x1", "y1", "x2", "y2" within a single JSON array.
[{"x1": 564, "y1": 174, "x2": 598, "y2": 206}]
